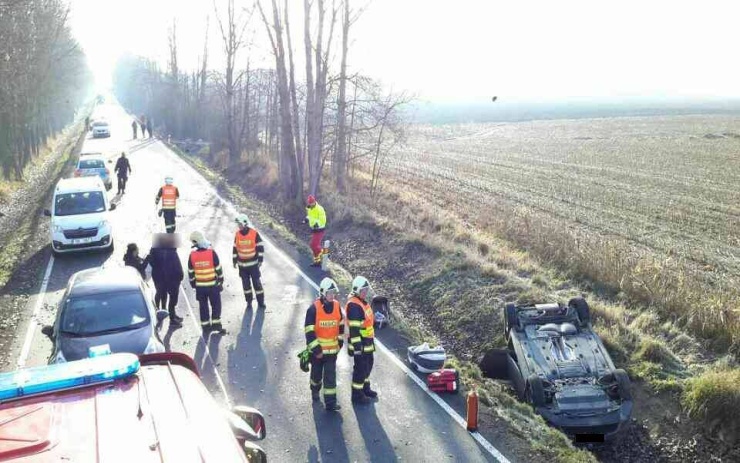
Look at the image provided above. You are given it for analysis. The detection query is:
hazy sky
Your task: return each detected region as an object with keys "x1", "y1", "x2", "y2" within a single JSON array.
[{"x1": 69, "y1": 0, "x2": 740, "y2": 103}]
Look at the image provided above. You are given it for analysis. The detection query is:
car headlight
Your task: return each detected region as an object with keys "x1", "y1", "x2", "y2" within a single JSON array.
[
  {"x1": 144, "y1": 337, "x2": 164, "y2": 354},
  {"x1": 52, "y1": 223, "x2": 63, "y2": 233},
  {"x1": 52, "y1": 350, "x2": 67, "y2": 364},
  {"x1": 98, "y1": 220, "x2": 109, "y2": 228}
]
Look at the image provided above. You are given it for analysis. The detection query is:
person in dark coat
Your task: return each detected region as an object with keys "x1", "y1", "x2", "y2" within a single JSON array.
[
  {"x1": 131, "y1": 120, "x2": 138, "y2": 139},
  {"x1": 123, "y1": 243, "x2": 146, "y2": 279},
  {"x1": 144, "y1": 234, "x2": 184, "y2": 325},
  {"x1": 146, "y1": 118, "x2": 153, "y2": 138},
  {"x1": 139, "y1": 115, "x2": 146, "y2": 137},
  {"x1": 114, "y1": 152, "x2": 131, "y2": 195}
]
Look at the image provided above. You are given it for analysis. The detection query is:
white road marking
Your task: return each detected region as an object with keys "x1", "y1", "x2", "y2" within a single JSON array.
[
  {"x1": 174, "y1": 150, "x2": 510, "y2": 463},
  {"x1": 180, "y1": 285, "x2": 232, "y2": 408},
  {"x1": 17, "y1": 255, "x2": 55, "y2": 368}
]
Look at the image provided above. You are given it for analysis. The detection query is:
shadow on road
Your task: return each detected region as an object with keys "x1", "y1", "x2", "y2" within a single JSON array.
[
  {"x1": 227, "y1": 306, "x2": 267, "y2": 402},
  {"x1": 309, "y1": 401, "x2": 350, "y2": 463},
  {"x1": 354, "y1": 402, "x2": 398, "y2": 463},
  {"x1": 128, "y1": 138, "x2": 157, "y2": 154}
]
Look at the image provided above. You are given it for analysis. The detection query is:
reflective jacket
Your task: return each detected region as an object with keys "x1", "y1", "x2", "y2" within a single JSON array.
[
  {"x1": 346, "y1": 296, "x2": 374, "y2": 354},
  {"x1": 305, "y1": 203, "x2": 327, "y2": 231},
  {"x1": 232, "y1": 228, "x2": 264, "y2": 267},
  {"x1": 304, "y1": 299, "x2": 343, "y2": 355},
  {"x1": 188, "y1": 248, "x2": 223, "y2": 287},
  {"x1": 156, "y1": 185, "x2": 179, "y2": 210}
]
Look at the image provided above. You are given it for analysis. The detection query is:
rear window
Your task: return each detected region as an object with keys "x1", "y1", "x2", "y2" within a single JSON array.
[
  {"x1": 61, "y1": 291, "x2": 149, "y2": 336},
  {"x1": 92, "y1": 121, "x2": 108, "y2": 127},
  {"x1": 54, "y1": 191, "x2": 105, "y2": 216},
  {"x1": 78, "y1": 159, "x2": 105, "y2": 169}
]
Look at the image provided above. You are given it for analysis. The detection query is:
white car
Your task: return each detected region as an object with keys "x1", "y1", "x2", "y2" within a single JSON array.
[
  {"x1": 44, "y1": 177, "x2": 116, "y2": 255},
  {"x1": 91, "y1": 120, "x2": 110, "y2": 138}
]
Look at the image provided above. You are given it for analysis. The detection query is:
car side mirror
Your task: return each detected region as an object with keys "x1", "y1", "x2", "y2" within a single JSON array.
[
  {"x1": 41, "y1": 325, "x2": 54, "y2": 339},
  {"x1": 43, "y1": 209, "x2": 51, "y2": 217},
  {"x1": 109, "y1": 203, "x2": 117, "y2": 211},
  {"x1": 229, "y1": 406, "x2": 266, "y2": 441},
  {"x1": 242, "y1": 442, "x2": 267, "y2": 462}
]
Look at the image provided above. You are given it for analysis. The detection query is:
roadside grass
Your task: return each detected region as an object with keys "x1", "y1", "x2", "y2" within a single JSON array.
[{"x1": 682, "y1": 367, "x2": 740, "y2": 443}]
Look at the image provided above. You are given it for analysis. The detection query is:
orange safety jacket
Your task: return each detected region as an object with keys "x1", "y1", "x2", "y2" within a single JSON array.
[
  {"x1": 313, "y1": 300, "x2": 342, "y2": 355},
  {"x1": 234, "y1": 229, "x2": 258, "y2": 266},
  {"x1": 189, "y1": 249, "x2": 218, "y2": 286},
  {"x1": 160, "y1": 185, "x2": 177, "y2": 210},
  {"x1": 346, "y1": 296, "x2": 374, "y2": 353}
]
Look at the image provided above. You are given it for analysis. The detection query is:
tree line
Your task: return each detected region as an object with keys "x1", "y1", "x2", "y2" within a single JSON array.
[
  {"x1": 113, "y1": 0, "x2": 409, "y2": 203},
  {"x1": 0, "y1": 0, "x2": 91, "y2": 179}
]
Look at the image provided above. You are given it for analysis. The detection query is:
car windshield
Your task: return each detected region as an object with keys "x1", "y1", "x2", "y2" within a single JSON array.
[
  {"x1": 78, "y1": 159, "x2": 105, "y2": 169},
  {"x1": 54, "y1": 191, "x2": 106, "y2": 216},
  {"x1": 92, "y1": 121, "x2": 108, "y2": 127},
  {"x1": 60, "y1": 290, "x2": 149, "y2": 336}
]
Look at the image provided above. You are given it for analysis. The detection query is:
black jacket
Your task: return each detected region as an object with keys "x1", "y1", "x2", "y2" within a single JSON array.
[
  {"x1": 115, "y1": 157, "x2": 131, "y2": 178},
  {"x1": 123, "y1": 253, "x2": 146, "y2": 279},
  {"x1": 144, "y1": 247, "x2": 184, "y2": 287}
]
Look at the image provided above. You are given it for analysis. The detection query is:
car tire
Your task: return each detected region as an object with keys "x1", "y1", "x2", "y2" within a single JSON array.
[
  {"x1": 613, "y1": 369, "x2": 632, "y2": 401},
  {"x1": 509, "y1": 355, "x2": 525, "y2": 399},
  {"x1": 527, "y1": 374, "x2": 546, "y2": 407},
  {"x1": 569, "y1": 296, "x2": 591, "y2": 327},
  {"x1": 504, "y1": 302, "x2": 518, "y2": 339}
]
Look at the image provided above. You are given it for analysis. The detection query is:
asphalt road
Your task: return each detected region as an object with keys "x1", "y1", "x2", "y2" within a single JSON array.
[{"x1": 5, "y1": 102, "x2": 506, "y2": 462}]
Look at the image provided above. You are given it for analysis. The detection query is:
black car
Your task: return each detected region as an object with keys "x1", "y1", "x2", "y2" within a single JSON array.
[
  {"x1": 480, "y1": 297, "x2": 632, "y2": 442},
  {"x1": 42, "y1": 266, "x2": 166, "y2": 363}
]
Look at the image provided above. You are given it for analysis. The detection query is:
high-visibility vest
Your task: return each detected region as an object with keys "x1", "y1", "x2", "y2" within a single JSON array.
[
  {"x1": 314, "y1": 299, "x2": 342, "y2": 354},
  {"x1": 347, "y1": 296, "x2": 374, "y2": 352},
  {"x1": 190, "y1": 249, "x2": 217, "y2": 286},
  {"x1": 234, "y1": 229, "x2": 258, "y2": 264},
  {"x1": 306, "y1": 203, "x2": 327, "y2": 229},
  {"x1": 161, "y1": 185, "x2": 177, "y2": 209}
]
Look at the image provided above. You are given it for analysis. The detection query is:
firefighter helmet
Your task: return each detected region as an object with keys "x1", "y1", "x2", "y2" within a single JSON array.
[
  {"x1": 164, "y1": 176, "x2": 174, "y2": 185},
  {"x1": 319, "y1": 277, "x2": 339, "y2": 296},
  {"x1": 235, "y1": 214, "x2": 250, "y2": 227},
  {"x1": 189, "y1": 230, "x2": 205, "y2": 244},
  {"x1": 351, "y1": 275, "x2": 371, "y2": 296}
]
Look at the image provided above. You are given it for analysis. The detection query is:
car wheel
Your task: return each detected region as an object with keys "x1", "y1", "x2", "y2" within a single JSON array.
[
  {"x1": 527, "y1": 374, "x2": 546, "y2": 407},
  {"x1": 569, "y1": 296, "x2": 591, "y2": 327},
  {"x1": 613, "y1": 369, "x2": 632, "y2": 401},
  {"x1": 504, "y1": 302, "x2": 518, "y2": 339}
]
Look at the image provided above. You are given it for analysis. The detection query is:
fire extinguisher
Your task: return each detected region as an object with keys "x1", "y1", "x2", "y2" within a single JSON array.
[{"x1": 466, "y1": 389, "x2": 479, "y2": 432}]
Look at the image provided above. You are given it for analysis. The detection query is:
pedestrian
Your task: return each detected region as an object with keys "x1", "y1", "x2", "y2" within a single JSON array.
[
  {"x1": 139, "y1": 115, "x2": 146, "y2": 137},
  {"x1": 132, "y1": 120, "x2": 138, "y2": 139},
  {"x1": 144, "y1": 234, "x2": 184, "y2": 325},
  {"x1": 302, "y1": 195, "x2": 327, "y2": 267},
  {"x1": 85, "y1": 116, "x2": 90, "y2": 132},
  {"x1": 304, "y1": 277, "x2": 344, "y2": 411},
  {"x1": 155, "y1": 176, "x2": 179, "y2": 233},
  {"x1": 346, "y1": 275, "x2": 377, "y2": 404},
  {"x1": 114, "y1": 152, "x2": 131, "y2": 195},
  {"x1": 232, "y1": 214, "x2": 266, "y2": 310},
  {"x1": 123, "y1": 243, "x2": 147, "y2": 279},
  {"x1": 146, "y1": 117, "x2": 153, "y2": 138},
  {"x1": 188, "y1": 231, "x2": 225, "y2": 334}
]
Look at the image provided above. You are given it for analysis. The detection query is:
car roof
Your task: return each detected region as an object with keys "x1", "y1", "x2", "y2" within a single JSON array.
[
  {"x1": 68, "y1": 266, "x2": 143, "y2": 297},
  {"x1": 0, "y1": 361, "x2": 248, "y2": 462},
  {"x1": 79, "y1": 151, "x2": 103, "y2": 156},
  {"x1": 55, "y1": 177, "x2": 105, "y2": 194}
]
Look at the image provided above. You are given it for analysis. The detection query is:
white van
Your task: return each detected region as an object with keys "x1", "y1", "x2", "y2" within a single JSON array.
[{"x1": 44, "y1": 177, "x2": 116, "y2": 255}]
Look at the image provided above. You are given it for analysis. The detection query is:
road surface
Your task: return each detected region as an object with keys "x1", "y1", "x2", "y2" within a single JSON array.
[{"x1": 5, "y1": 102, "x2": 508, "y2": 462}]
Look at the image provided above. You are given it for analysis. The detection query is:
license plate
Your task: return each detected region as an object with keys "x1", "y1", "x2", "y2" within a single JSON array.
[{"x1": 72, "y1": 238, "x2": 93, "y2": 244}]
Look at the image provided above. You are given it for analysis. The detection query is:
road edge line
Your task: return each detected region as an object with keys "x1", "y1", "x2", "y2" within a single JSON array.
[{"x1": 17, "y1": 255, "x2": 55, "y2": 368}]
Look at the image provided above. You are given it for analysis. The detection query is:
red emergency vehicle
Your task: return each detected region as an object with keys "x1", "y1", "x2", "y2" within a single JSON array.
[{"x1": 0, "y1": 352, "x2": 266, "y2": 462}]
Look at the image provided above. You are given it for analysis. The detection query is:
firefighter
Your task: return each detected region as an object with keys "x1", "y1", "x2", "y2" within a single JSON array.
[
  {"x1": 305, "y1": 277, "x2": 344, "y2": 411},
  {"x1": 155, "y1": 176, "x2": 179, "y2": 233},
  {"x1": 232, "y1": 214, "x2": 266, "y2": 310},
  {"x1": 188, "y1": 231, "x2": 226, "y2": 334},
  {"x1": 302, "y1": 195, "x2": 326, "y2": 267},
  {"x1": 346, "y1": 275, "x2": 377, "y2": 404}
]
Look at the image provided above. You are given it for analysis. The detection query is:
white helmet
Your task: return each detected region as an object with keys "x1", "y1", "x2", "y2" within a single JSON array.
[
  {"x1": 319, "y1": 277, "x2": 339, "y2": 297},
  {"x1": 189, "y1": 230, "x2": 205, "y2": 245},
  {"x1": 235, "y1": 214, "x2": 250, "y2": 227},
  {"x1": 351, "y1": 276, "x2": 371, "y2": 297},
  {"x1": 164, "y1": 176, "x2": 174, "y2": 185}
]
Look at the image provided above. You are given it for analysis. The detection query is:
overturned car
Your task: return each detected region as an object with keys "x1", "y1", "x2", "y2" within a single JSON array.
[{"x1": 480, "y1": 297, "x2": 632, "y2": 442}]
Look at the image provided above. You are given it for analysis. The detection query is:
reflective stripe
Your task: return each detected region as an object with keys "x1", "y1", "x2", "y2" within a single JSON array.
[
  {"x1": 212, "y1": 319, "x2": 221, "y2": 324},
  {"x1": 308, "y1": 339, "x2": 320, "y2": 349},
  {"x1": 352, "y1": 383, "x2": 364, "y2": 390},
  {"x1": 255, "y1": 290, "x2": 264, "y2": 295},
  {"x1": 363, "y1": 345, "x2": 375, "y2": 353},
  {"x1": 237, "y1": 261, "x2": 258, "y2": 267},
  {"x1": 201, "y1": 320, "x2": 211, "y2": 326},
  {"x1": 310, "y1": 380, "x2": 321, "y2": 387},
  {"x1": 360, "y1": 326, "x2": 375, "y2": 338},
  {"x1": 244, "y1": 290, "x2": 253, "y2": 295},
  {"x1": 348, "y1": 321, "x2": 363, "y2": 327},
  {"x1": 349, "y1": 336, "x2": 361, "y2": 343},
  {"x1": 304, "y1": 325, "x2": 315, "y2": 333},
  {"x1": 324, "y1": 388, "x2": 336, "y2": 395}
]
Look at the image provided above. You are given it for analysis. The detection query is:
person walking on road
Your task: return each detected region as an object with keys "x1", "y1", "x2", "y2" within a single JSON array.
[
  {"x1": 305, "y1": 277, "x2": 345, "y2": 411},
  {"x1": 146, "y1": 117, "x2": 153, "y2": 138},
  {"x1": 85, "y1": 116, "x2": 90, "y2": 132},
  {"x1": 346, "y1": 275, "x2": 377, "y2": 404},
  {"x1": 139, "y1": 115, "x2": 146, "y2": 137},
  {"x1": 114, "y1": 152, "x2": 131, "y2": 195},
  {"x1": 188, "y1": 231, "x2": 226, "y2": 334},
  {"x1": 155, "y1": 176, "x2": 179, "y2": 233},
  {"x1": 232, "y1": 214, "x2": 266, "y2": 310},
  {"x1": 132, "y1": 119, "x2": 138, "y2": 139},
  {"x1": 145, "y1": 234, "x2": 184, "y2": 326},
  {"x1": 123, "y1": 243, "x2": 147, "y2": 279},
  {"x1": 303, "y1": 195, "x2": 326, "y2": 267}
]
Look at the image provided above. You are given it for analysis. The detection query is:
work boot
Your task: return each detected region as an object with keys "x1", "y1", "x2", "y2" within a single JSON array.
[
  {"x1": 211, "y1": 322, "x2": 227, "y2": 335},
  {"x1": 169, "y1": 313, "x2": 183, "y2": 325},
  {"x1": 311, "y1": 390, "x2": 320, "y2": 401},
  {"x1": 245, "y1": 301, "x2": 253, "y2": 311},
  {"x1": 363, "y1": 387, "x2": 378, "y2": 399},
  {"x1": 351, "y1": 393, "x2": 371, "y2": 405},
  {"x1": 325, "y1": 402, "x2": 342, "y2": 411},
  {"x1": 258, "y1": 304, "x2": 267, "y2": 310},
  {"x1": 201, "y1": 321, "x2": 211, "y2": 335}
]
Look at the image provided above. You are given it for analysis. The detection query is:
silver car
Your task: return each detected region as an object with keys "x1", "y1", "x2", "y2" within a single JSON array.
[{"x1": 42, "y1": 266, "x2": 166, "y2": 363}]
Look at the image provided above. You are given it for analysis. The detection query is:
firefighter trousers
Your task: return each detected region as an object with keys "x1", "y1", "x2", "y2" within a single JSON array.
[
  {"x1": 310, "y1": 353, "x2": 337, "y2": 405},
  {"x1": 195, "y1": 286, "x2": 222, "y2": 326},
  {"x1": 162, "y1": 209, "x2": 176, "y2": 233},
  {"x1": 351, "y1": 351, "x2": 374, "y2": 397},
  {"x1": 238, "y1": 266, "x2": 264, "y2": 306}
]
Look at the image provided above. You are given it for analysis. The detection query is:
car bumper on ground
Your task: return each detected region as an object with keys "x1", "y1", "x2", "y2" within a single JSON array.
[{"x1": 538, "y1": 402, "x2": 632, "y2": 442}]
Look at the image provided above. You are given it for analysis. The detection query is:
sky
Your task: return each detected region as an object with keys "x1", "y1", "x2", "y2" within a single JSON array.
[{"x1": 69, "y1": 0, "x2": 740, "y2": 104}]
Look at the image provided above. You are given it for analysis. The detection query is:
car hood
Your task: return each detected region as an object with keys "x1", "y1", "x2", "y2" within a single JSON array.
[
  {"x1": 58, "y1": 326, "x2": 152, "y2": 361},
  {"x1": 53, "y1": 211, "x2": 107, "y2": 229}
]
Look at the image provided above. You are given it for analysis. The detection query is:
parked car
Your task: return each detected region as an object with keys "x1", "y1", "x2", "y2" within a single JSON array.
[
  {"x1": 480, "y1": 297, "x2": 633, "y2": 442},
  {"x1": 74, "y1": 152, "x2": 112, "y2": 190},
  {"x1": 44, "y1": 176, "x2": 115, "y2": 254},
  {"x1": 91, "y1": 119, "x2": 110, "y2": 138},
  {"x1": 41, "y1": 266, "x2": 165, "y2": 363},
  {"x1": 0, "y1": 352, "x2": 266, "y2": 461}
]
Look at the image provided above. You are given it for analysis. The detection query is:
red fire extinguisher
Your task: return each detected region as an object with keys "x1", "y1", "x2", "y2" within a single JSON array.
[{"x1": 466, "y1": 390, "x2": 479, "y2": 432}]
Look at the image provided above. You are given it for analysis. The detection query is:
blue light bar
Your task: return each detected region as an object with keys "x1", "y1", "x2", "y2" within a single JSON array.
[{"x1": 0, "y1": 353, "x2": 140, "y2": 402}]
